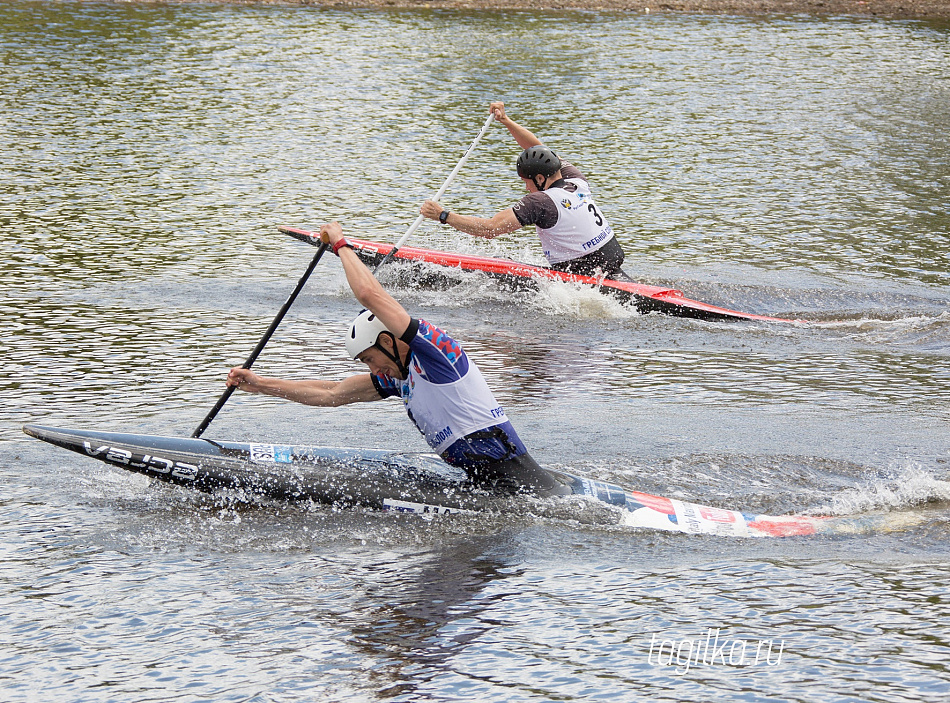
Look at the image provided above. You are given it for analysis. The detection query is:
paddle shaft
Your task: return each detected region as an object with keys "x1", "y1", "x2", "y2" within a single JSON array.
[
  {"x1": 191, "y1": 242, "x2": 330, "y2": 438},
  {"x1": 373, "y1": 111, "x2": 496, "y2": 272}
]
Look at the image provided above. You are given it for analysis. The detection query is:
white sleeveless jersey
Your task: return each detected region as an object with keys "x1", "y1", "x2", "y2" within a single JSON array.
[
  {"x1": 399, "y1": 356, "x2": 507, "y2": 454},
  {"x1": 373, "y1": 319, "x2": 508, "y2": 455},
  {"x1": 537, "y1": 179, "x2": 614, "y2": 264}
]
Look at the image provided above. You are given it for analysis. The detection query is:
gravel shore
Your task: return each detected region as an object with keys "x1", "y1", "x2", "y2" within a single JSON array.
[{"x1": 166, "y1": 0, "x2": 950, "y2": 20}]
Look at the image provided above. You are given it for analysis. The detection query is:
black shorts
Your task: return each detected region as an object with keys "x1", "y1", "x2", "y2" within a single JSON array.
[
  {"x1": 445, "y1": 426, "x2": 569, "y2": 496},
  {"x1": 549, "y1": 236, "x2": 631, "y2": 281},
  {"x1": 464, "y1": 452, "x2": 572, "y2": 497}
]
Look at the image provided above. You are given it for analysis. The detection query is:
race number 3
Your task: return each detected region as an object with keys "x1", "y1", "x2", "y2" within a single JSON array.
[{"x1": 587, "y1": 203, "x2": 604, "y2": 227}]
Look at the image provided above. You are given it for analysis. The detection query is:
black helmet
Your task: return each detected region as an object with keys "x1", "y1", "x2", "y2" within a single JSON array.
[{"x1": 516, "y1": 145, "x2": 561, "y2": 179}]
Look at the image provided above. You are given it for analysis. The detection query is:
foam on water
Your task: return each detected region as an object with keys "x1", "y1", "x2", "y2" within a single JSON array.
[
  {"x1": 373, "y1": 258, "x2": 642, "y2": 320},
  {"x1": 815, "y1": 464, "x2": 950, "y2": 517},
  {"x1": 816, "y1": 309, "x2": 950, "y2": 338},
  {"x1": 528, "y1": 277, "x2": 641, "y2": 320}
]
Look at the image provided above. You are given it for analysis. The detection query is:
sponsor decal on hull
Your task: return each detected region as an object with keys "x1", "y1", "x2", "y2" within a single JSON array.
[
  {"x1": 382, "y1": 499, "x2": 476, "y2": 515},
  {"x1": 575, "y1": 477, "x2": 628, "y2": 507},
  {"x1": 83, "y1": 441, "x2": 199, "y2": 481},
  {"x1": 82, "y1": 441, "x2": 198, "y2": 481},
  {"x1": 668, "y1": 498, "x2": 752, "y2": 537},
  {"x1": 249, "y1": 444, "x2": 294, "y2": 463}
]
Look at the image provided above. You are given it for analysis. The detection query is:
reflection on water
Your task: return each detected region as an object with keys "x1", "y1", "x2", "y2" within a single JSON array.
[
  {"x1": 3, "y1": 4, "x2": 949, "y2": 288},
  {"x1": 344, "y1": 536, "x2": 520, "y2": 698},
  {"x1": 8, "y1": 280, "x2": 946, "y2": 438}
]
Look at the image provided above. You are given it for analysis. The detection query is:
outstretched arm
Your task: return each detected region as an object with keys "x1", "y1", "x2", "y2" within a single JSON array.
[
  {"x1": 227, "y1": 368, "x2": 381, "y2": 406},
  {"x1": 320, "y1": 221, "x2": 412, "y2": 338},
  {"x1": 490, "y1": 101, "x2": 542, "y2": 150},
  {"x1": 420, "y1": 200, "x2": 522, "y2": 239}
]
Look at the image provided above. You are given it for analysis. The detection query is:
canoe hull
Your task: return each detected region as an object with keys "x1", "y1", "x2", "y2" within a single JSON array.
[{"x1": 24, "y1": 424, "x2": 833, "y2": 537}]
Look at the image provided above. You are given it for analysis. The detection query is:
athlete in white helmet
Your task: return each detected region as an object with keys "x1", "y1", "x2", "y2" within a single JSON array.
[
  {"x1": 420, "y1": 101, "x2": 631, "y2": 281},
  {"x1": 226, "y1": 222, "x2": 562, "y2": 494}
]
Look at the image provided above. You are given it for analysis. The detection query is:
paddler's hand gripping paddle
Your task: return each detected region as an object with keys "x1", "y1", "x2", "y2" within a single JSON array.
[
  {"x1": 193, "y1": 112, "x2": 493, "y2": 436},
  {"x1": 191, "y1": 240, "x2": 330, "y2": 438}
]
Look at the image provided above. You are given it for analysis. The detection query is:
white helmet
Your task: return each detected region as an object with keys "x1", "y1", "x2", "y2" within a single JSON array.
[{"x1": 345, "y1": 310, "x2": 390, "y2": 359}]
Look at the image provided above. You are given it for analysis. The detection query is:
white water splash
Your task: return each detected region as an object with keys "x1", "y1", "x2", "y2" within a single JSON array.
[
  {"x1": 376, "y1": 259, "x2": 642, "y2": 320},
  {"x1": 815, "y1": 465, "x2": 950, "y2": 517},
  {"x1": 819, "y1": 311, "x2": 950, "y2": 329},
  {"x1": 528, "y1": 278, "x2": 641, "y2": 320}
]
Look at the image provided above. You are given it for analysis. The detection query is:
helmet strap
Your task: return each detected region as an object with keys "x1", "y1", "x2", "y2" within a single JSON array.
[
  {"x1": 375, "y1": 332, "x2": 410, "y2": 379},
  {"x1": 532, "y1": 175, "x2": 547, "y2": 192}
]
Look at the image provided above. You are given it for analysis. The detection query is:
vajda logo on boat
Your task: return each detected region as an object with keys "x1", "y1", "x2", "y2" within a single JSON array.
[{"x1": 83, "y1": 442, "x2": 198, "y2": 480}]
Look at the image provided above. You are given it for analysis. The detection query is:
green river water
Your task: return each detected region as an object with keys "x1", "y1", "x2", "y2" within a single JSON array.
[{"x1": 2, "y1": 2, "x2": 948, "y2": 701}]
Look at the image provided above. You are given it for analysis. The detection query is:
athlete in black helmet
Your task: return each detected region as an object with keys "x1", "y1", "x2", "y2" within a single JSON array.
[
  {"x1": 421, "y1": 101, "x2": 630, "y2": 281},
  {"x1": 516, "y1": 144, "x2": 562, "y2": 191}
]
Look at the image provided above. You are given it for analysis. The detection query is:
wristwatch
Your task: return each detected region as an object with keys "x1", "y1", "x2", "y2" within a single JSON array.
[
  {"x1": 438, "y1": 210, "x2": 451, "y2": 225},
  {"x1": 332, "y1": 238, "x2": 354, "y2": 256}
]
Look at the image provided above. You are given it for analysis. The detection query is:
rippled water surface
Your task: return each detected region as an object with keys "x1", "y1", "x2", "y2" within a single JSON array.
[{"x1": 2, "y1": 2, "x2": 949, "y2": 701}]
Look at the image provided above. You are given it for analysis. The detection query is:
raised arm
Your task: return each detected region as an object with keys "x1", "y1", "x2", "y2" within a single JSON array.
[
  {"x1": 320, "y1": 221, "x2": 412, "y2": 337},
  {"x1": 490, "y1": 101, "x2": 543, "y2": 151}
]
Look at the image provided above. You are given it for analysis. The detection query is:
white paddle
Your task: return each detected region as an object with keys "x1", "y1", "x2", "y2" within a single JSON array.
[{"x1": 374, "y1": 111, "x2": 496, "y2": 271}]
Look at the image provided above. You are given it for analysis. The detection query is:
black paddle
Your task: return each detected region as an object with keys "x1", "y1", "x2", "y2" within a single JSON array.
[{"x1": 191, "y1": 241, "x2": 330, "y2": 438}]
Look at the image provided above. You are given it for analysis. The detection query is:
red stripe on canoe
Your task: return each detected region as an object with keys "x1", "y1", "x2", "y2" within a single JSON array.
[{"x1": 278, "y1": 225, "x2": 803, "y2": 324}]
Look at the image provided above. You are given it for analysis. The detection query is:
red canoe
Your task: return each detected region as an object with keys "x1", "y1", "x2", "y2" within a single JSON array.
[{"x1": 279, "y1": 226, "x2": 803, "y2": 324}]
